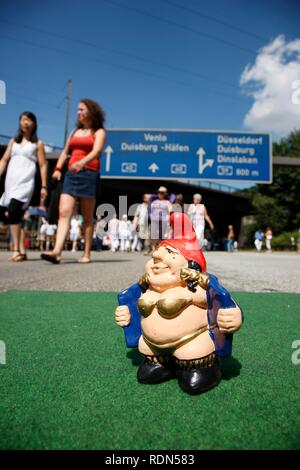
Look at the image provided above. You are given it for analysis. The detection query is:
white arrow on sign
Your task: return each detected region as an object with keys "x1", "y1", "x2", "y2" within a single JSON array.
[
  {"x1": 104, "y1": 145, "x2": 114, "y2": 172},
  {"x1": 197, "y1": 147, "x2": 214, "y2": 174},
  {"x1": 148, "y1": 163, "x2": 159, "y2": 173}
]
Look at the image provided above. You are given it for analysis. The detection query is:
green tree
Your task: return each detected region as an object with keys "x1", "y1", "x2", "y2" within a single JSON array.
[
  {"x1": 242, "y1": 129, "x2": 300, "y2": 233},
  {"x1": 273, "y1": 130, "x2": 300, "y2": 157},
  {"x1": 252, "y1": 193, "x2": 289, "y2": 233}
]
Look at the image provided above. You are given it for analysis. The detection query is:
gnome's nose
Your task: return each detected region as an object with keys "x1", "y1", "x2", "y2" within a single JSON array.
[{"x1": 152, "y1": 248, "x2": 163, "y2": 263}]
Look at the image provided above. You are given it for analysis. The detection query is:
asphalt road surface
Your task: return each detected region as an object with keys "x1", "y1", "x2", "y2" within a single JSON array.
[{"x1": 0, "y1": 250, "x2": 299, "y2": 293}]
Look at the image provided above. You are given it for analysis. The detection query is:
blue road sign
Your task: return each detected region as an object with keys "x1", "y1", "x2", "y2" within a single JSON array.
[{"x1": 102, "y1": 129, "x2": 272, "y2": 183}]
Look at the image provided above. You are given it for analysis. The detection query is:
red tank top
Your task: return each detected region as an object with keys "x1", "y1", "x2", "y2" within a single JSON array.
[{"x1": 68, "y1": 133, "x2": 100, "y2": 172}]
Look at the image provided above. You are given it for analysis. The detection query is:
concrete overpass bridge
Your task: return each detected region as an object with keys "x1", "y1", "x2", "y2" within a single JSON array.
[{"x1": 1, "y1": 134, "x2": 298, "y2": 245}]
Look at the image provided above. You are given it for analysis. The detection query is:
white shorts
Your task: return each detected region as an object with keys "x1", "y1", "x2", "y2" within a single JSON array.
[{"x1": 70, "y1": 232, "x2": 79, "y2": 241}]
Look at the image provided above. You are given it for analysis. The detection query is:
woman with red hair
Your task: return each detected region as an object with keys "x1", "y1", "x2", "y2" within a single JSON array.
[{"x1": 41, "y1": 99, "x2": 106, "y2": 264}]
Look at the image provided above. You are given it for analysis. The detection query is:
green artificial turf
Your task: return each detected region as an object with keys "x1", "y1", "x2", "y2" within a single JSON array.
[{"x1": 0, "y1": 290, "x2": 299, "y2": 450}]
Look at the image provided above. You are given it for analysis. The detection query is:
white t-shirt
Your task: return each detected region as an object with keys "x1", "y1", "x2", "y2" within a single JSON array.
[
  {"x1": 70, "y1": 218, "x2": 82, "y2": 235},
  {"x1": 189, "y1": 204, "x2": 205, "y2": 227},
  {"x1": 135, "y1": 203, "x2": 149, "y2": 228},
  {"x1": 46, "y1": 224, "x2": 57, "y2": 236},
  {"x1": 40, "y1": 223, "x2": 48, "y2": 234}
]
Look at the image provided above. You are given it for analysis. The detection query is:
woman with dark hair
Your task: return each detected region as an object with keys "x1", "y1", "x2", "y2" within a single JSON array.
[
  {"x1": 0, "y1": 111, "x2": 47, "y2": 261},
  {"x1": 41, "y1": 99, "x2": 106, "y2": 264}
]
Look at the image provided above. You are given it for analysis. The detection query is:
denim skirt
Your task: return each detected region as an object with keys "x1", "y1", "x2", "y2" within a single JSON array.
[{"x1": 62, "y1": 169, "x2": 99, "y2": 198}]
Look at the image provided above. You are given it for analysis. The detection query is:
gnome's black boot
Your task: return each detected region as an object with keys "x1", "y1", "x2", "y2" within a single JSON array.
[
  {"x1": 175, "y1": 353, "x2": 221, "y2": 395},
  {"x1": 137, "y1": 355, "x2": 175, "y2": 384}
]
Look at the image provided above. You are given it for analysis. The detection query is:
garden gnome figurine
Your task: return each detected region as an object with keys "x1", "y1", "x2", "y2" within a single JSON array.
[{"x1": 115, "y1": 212, "x2": 243, "y2": 395}]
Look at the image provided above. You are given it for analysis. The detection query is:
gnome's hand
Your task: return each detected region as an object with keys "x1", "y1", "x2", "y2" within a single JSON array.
[
  {"x1": 217, "y1": 307, "x2": 243, "y2": 333},
  {"x1": 115, "y1": 305, "x2": 131, "y2": 327}
]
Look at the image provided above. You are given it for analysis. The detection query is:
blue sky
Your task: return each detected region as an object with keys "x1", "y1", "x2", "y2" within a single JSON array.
[{"x1": 0, "y1": 0, "x2": 299, "y2": 150}]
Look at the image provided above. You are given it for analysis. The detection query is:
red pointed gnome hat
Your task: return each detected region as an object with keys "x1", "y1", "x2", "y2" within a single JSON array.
[{"x1": 159, "y1": 212, "x2": 207, "y2": 272}]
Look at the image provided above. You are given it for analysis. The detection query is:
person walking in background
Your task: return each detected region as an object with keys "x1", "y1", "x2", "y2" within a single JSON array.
[
  {"x1": 131, "y1": 227, "x2": 142, "y2": 252},
  {"x1": 132, "y1": 193, "x2": 150, "y2": 253},
  {"x1": 95, "y1": 214, "x2": 106, "y2": 251},
  {"x1": 0, "y1": 111, "x2": 47, "y2": 261},
  {"x1": 149, "y1": 186, "x2": 172, "y2": 250},
  {"x1": 227, "y1": 225, "x2": 235, "y2": 252},
  {"x1": 41, "y1": 99, "x2": 106, "y2": 264},
  {"x1": 69, "y1": 213, "x2": 82, "y2": 252},
  {"x1": 119, "y1": 214, "x2": 131, "y2": 252},
  {"x1": 45, "y1": 221, "x2": 57, "y2": 251},
  {"x1": 254, "y1": 229, "x2": 264, "y2": 252},
  {"x1": 265, "y1": 227, "x2": 273, "y2": 253},
  {"x1": 108, "y1": 214, "x2": 119, "y2": 252},
  {"x1": 38, "y1": 217, "x2": 48, "y2": 251},
  {"x1": 187, "y1": 193, "x2": 214, "y2": 248},
  {"x1": 172, "y1": 193, "x2": 184, "y2": 214},
  {"x1": 19, "y1": 210, "x2": 32, "y2": 252}
]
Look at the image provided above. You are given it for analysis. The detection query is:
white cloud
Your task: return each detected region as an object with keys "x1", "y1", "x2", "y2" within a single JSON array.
[{"x1": 240, "y1": 35, "x2": 300, "y2": 139}]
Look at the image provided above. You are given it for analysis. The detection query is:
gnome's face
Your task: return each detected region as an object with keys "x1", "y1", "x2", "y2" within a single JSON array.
[{"x1": 145, "y1": 244, "x2": 188, "y2": 292}]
